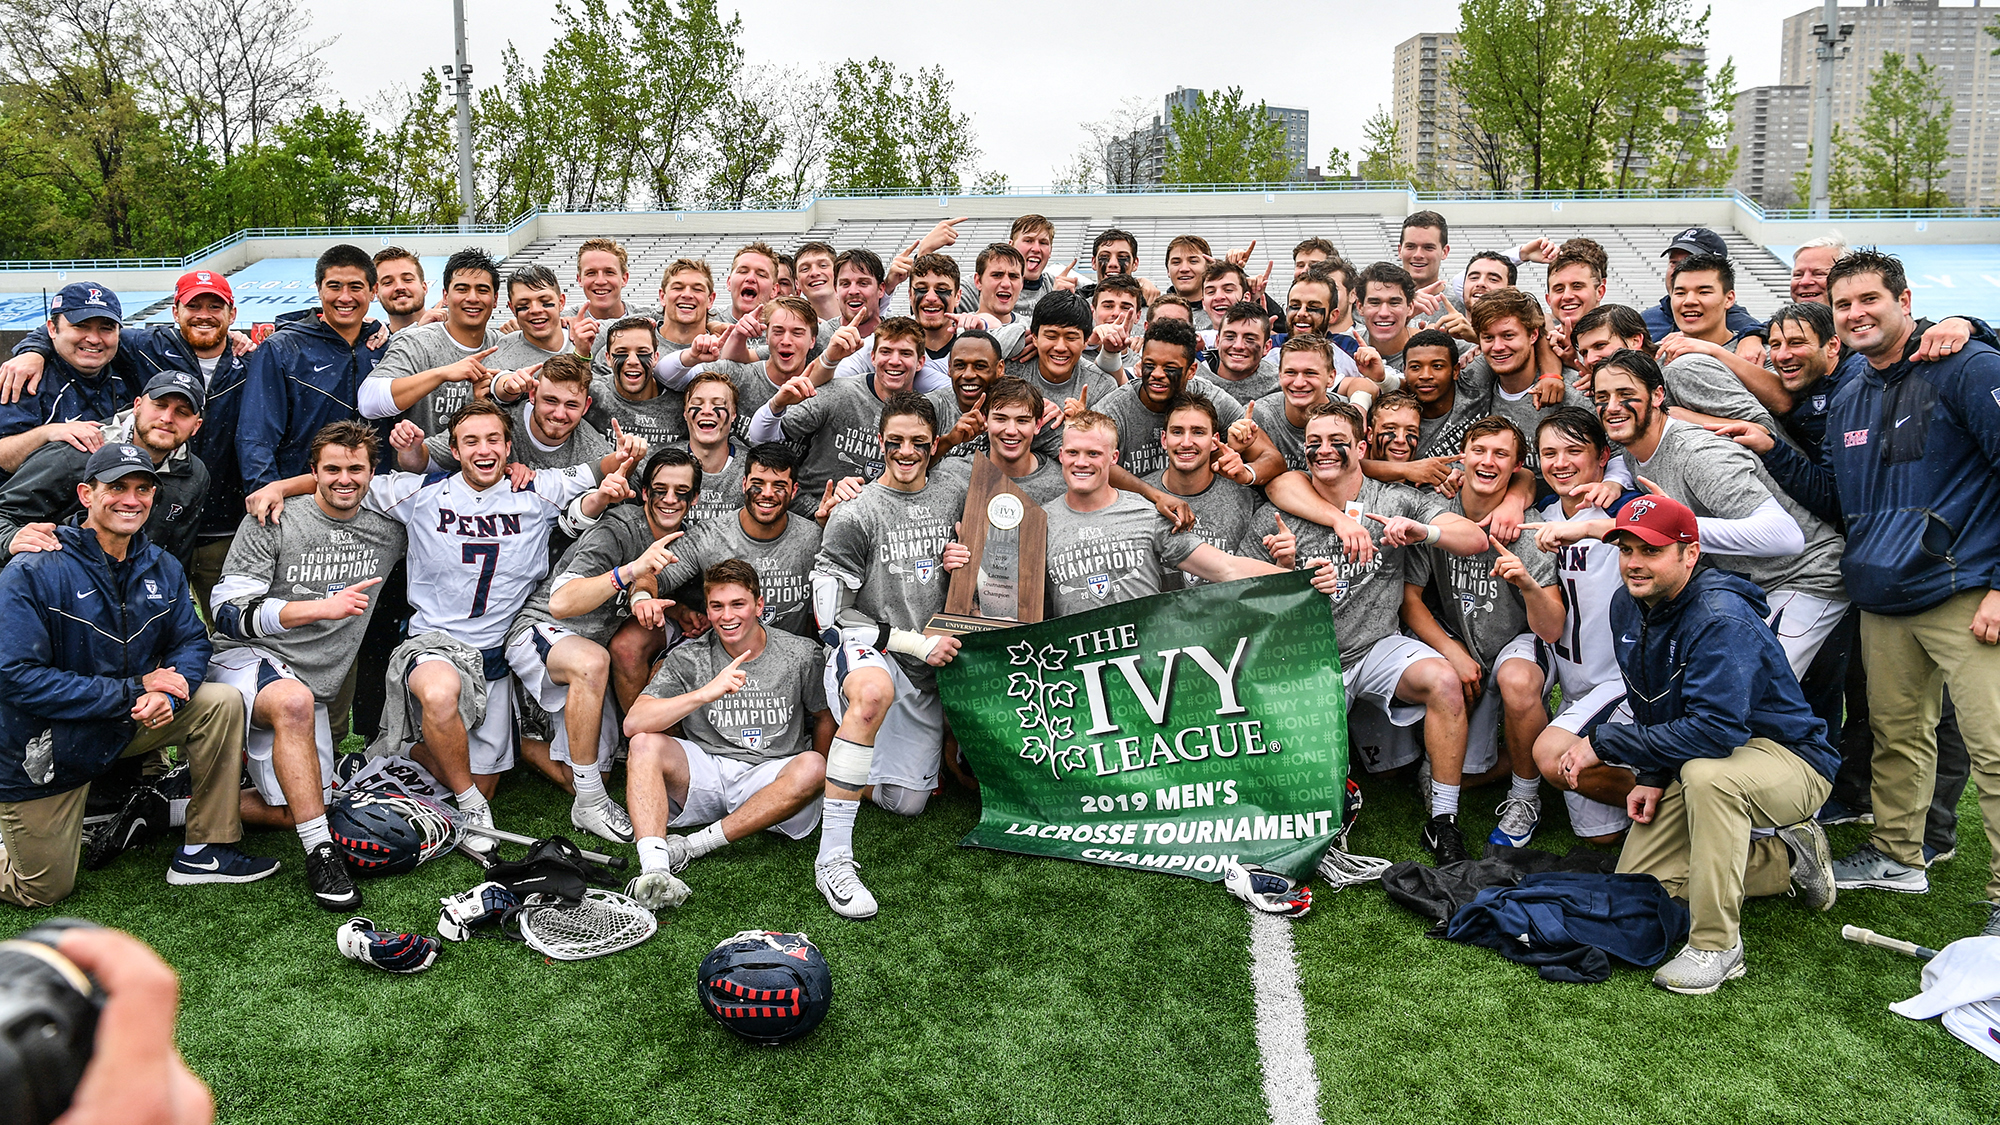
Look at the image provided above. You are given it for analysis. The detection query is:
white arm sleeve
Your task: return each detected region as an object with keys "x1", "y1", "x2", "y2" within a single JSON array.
[
  {"x1": 655, "y1": 351, "x2": 700, "y2": 391},
  {"x1": 1693, "y1": 494, "x2": 1806, "y2": 557},
  {"x1": 809, "y1": 568, "x2": 937, "y2": 658},
  {"x1": 748, "y1": 403, "x2": 786, "y2": 444},
  {"x1": 1604, "y1": 458, "x2": 1636, "y2": 488},
  {"x1": 357, "y1": 376, "x2": 401, "y2": 420}
]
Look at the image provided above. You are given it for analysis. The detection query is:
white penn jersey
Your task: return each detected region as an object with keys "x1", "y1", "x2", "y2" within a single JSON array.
[
  {"x1": 366, "y1": 466, "x2": 598, "y2": 650},
  {"x1": 1537, "y1": 496, "x2": 1626, "y2": 698}
]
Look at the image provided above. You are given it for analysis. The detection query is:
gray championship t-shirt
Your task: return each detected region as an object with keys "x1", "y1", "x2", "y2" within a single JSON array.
[
  {"x1": 813, "y1": 473, "x2": 973, "y2": 690},
  {"x1": 1414, "y1": 363, "x2": 1496, "y2": 460},
  {"x1": 1093, "y1": 376, "x2": 1247, "y2": 480},
  {"x1": 1663, "y1": 353, "x2": 1782, "y2": 434},
  {"x1": 1624, "y1": 420, "x2": 1846, "y2": 601},
  {"x1": 512, "y1": 504, "x2": 660, "y2": 646},
  {"x1": 1141, "y1": 470, "x2": 1258, "y2": 591},
  {"x1": 1248, "y1": 390, "x2": 1349, "y2": 473},
  {"x1": 427, "y1": 399, "x2": 610, "y2": 472},
  {"x1": 644, "y1": 629, "x2": 828, "y2": 764},
  {"x1": 490, "y1": 332, "x2": 566, "y2": 373},
  {"x1": 1005, "y1": 357, "x2": 1119, "y2": 411},
  {"x1": 587, "y1": 376, "x2": 685, "y2": 448},
  {"x1": 1408, "y1": 494, "x2": 1557, "y2": 666},
  {"x1": 656, "y1": 512, "x2": 823, "y2": 638},
  {"x1": 211, "y1": 498, "x2": 409, "y2": 700},
  {"x1": 926, "y1": 387, "x2": 1062, "y2": 462},
  {"x1": 371, "y1": 322, "x2": 505, "y2": 436},
  {"x1": 1042, "y1": 490, "x2": 1203, "y2": 617},
  {"x1": 1482, "y1": 378, "x2": 1592, "y2": 474},
  {"x1": 687, "y1": 446, "x2": 746, "y2": 527},
  {"x1": 930, "y1": 454, "x2": 1068, "y2": 508},
  {"x1": 1240, "y1": 479, "x2": 1446, "y2": 669},
  {"x1": 568, "y1": 301, "x2": 663, "y2": 362},
  {"x1": 772, "y1": 377, "x2": 892, "y2": 495},
  {"x1": 1204, "y1": 355, "x2": 1281, "y2": 405}
]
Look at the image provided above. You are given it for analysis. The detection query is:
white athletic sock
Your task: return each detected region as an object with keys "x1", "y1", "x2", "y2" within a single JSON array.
[
  {"x1": 637, "y1": 836, "x2": 672, "y2": 874},
  {"x1": 686, "y1": 822, "x2": 728, "y2": 860},
  {"x1": 571, "y1": 764, "x2": 607, "y2": 805},
  {"x1": 179, "y1": 843, "x2": 206, "y2": 857},
  {"x1": 456, "y1": 785, "x2": 489, "y2": 813},
  {"x1": 1509, "y1": 774, "x2": 1540, "y2": 802},
  {"x1": 1432, "y1": 782, "x2": 1461, "y2": 818},
  {"x1": 816, "y1": 798, "x2": 860, "y2": 863},
  {"x1": 168, "y1": 798, "x2": 189, "y2": 828},
  {"x1": 296, "y1": 815, "x2": 333, "y2": 851}
]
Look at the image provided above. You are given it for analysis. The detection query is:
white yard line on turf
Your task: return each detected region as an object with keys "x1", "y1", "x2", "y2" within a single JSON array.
[{"x1": 1247, "y1": 909, "x2": 1324, "y2": 1125}]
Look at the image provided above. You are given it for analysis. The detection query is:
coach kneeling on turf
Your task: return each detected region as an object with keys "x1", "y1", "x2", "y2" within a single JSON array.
[
  {"x1": 1553, "y1": 496, "x2": 1838, "y2": 995},
  {"x1": 0, "y1": 443, "x2": 273, "y2": 906}
]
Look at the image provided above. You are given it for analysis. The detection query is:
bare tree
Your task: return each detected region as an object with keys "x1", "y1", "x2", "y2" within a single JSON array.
[
  {"x1": 704, "y1": 66, "x2": 785, "y2": 207},
  {"x1": 139, "y1": 0, "x2": 329, "y2": 163},
  {"x1": 1079, "y1": 95, "x2": 1154, "y2": 188},
  {"x1": 768, "y1": 66, "x2": 835, "y2": 205}
]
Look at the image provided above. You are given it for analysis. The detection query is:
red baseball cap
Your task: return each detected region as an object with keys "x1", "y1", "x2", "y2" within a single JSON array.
[
  {"x1": 175, "y1": 270, "x2": 234, "y2": 305},
  {"x1": 1608, "y1": 495, "x2": 1699, "y2": 547}
]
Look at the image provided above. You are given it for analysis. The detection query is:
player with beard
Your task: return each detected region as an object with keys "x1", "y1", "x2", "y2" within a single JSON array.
[
  {"x1": 930, "y1": 376, "x2": 1068, "y2": 507},
  {"x1": 360, "y1": 248, "x2": 507, "y2": 441},
  {"x1": 809, "y1": 394, "x2": 972, "y2": 917},
  {"x1": 1083, "y1": 274, "x2": 1145, "y2": 383},
  {"x1": 1399, "y1": 417, "x2": 1563, "y2": 848},
  {"x1": 421, "y1": 353, "x2": 634, "y2": 475},
  {"x1": 1541, "y1": 350, "x2": 1848, "y2": 680},
  {"x1": 577, "y1": 315, "x2": 681, "y2": 451},
  {"x1": 655, "y1": 442, "x2": 821, "y2": 640},
  {"x1": 1043, "y1": 410, "x2": 1291, "y2": 620},
  {"x1": 566, "y1": 239, "x2": 659, "y2": 362},
  {"x1": 681, "y1": 372, "x2": 745, "y2": 526},
  {"x1": 208, "y1": 422, "x2": 405, "y2": 910},
  {"x1": 493, "y1": 265, "x2": 571, "y2": 371},
  {"x1": 750, "y1": 317, "x2": 928, "y2": 511},
  {"x1": 623, "y1": 560, "x2": 834, "y2": 905},
  {"x1": 1093, "y1": 319, "x2": 1270, "y2": 482},
  {"x1": 1543, "y1": 240, "x2": 1608, "y2": 366},
  {"x1": 1284, "y1": 267, "x2": 1371, "y2": 385},
  {"x1": 1163, "y1": 236, "x2": 1213, "y2": 314},
  {"x1": 2, "y1": 271, "x2": 249, "y2": 614},
  {"x1": 1523, "y1": 407, "x2": 1644, "y2": 846},
  {"x1": 1466, "y1": 288, "x2": 1589, "y2": 474},
  {"x1": 1237, "y1": 402, "x2": 1492, "y2": 862},
  {"x1": 1141, "y1": 393, "x2": 1260, "y2": 590},
  {"x1": 368, "y1": 400, "x2": 622, "y2": 850},
  {"x1": 372, "y1": 248, "x2": 438, "y2": 335}
]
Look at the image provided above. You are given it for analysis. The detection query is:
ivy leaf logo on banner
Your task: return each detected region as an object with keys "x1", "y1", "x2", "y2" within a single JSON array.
[{"x1": 1006, "y1": 640, "x2": 1084, "y2": 777}]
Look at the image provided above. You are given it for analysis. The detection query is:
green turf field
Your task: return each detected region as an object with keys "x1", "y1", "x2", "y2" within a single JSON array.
[{"x1": 8, "y1": 757, "x2": 1998, "y2": 1124}]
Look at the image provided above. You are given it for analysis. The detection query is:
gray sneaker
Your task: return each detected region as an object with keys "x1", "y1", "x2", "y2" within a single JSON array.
[
  {"x1": 1653, "y1": 942, "x2": 1746, "y2": 995},
  {"x1": 1981, "y1": 903, "x2": 2000, "y2": 939},
  {"x1": 1775, "y1": 819, "x2": 1836, "y2": 912},
  {"x1": 1831, "y1": 844, "x2": 1929, "y2": 894}
]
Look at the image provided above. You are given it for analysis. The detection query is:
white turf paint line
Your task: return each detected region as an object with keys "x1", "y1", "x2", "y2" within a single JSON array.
[{"x1": 1246, "y1": 909, "x2": 1324, "y2": 1125}]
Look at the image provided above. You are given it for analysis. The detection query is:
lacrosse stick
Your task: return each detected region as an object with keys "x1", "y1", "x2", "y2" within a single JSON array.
[
  {"x1": 457, "y1": 822, "x2": 630, "y2": 870},
  {"x1": 517, "y1": 889, "x2": 657, "y2": 960},
  {"x1": 1842, "y1": 925, "x2": 1940, "y2": 961}
]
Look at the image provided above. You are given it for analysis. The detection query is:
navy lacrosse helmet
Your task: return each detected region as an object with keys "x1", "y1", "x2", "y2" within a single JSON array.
[
  {"x1": 328, "y1": 789, "x2": 455, "y2": 876},
  {"x1": 697, "y1": 930, "x2": 832, "y2": 1045}
]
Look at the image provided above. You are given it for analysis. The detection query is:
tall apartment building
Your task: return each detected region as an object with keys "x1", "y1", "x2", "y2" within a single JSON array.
[
  {"x1": 1392, "y1": 32, "x2": 1471, "y2": 186},
  {"x1": 1110, "y1": 87, "x2": 1312, "y2": 185},
  {"x1": 1729, "y1": 84, "x2": 1815, "y2": 206},
  {"x1": 1778, "y1": 1, "x2": 2000, "y2": 207}
]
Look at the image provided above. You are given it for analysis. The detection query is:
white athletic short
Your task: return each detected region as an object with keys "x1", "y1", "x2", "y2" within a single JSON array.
[
  {"x1": 208, "y1": 647, "x2": 334, "y2": 808},
  {"x1": 824, "y1": 640, "x2": 945, "y2": 793},
  {"x1": 1343, "y1": 634, "x2": 1444, "y2": 774},
  {"x1": 666, "y1": 738, "x2": 822, "y2": 840},
  {"x1": 504, "y1": 623, "x2": 617, "y2": 770},
  {"x1": 1462, "y1": 633, "x2": 1549, "y2": 777},
  {"x1": 411, "y1": 654, "x2": 515, "y2": 775},
  {"x1": 1548, "y1": 679, "x2": 1633, "y2": 737},
  {"x1": 1765, "y1": 590, "x2": 1849, "y2": 679}
]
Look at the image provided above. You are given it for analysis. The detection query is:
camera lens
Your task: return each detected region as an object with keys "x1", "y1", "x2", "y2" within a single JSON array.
[{"x1": 0, "y1": 920, "x2": 102, "y2": 1125}]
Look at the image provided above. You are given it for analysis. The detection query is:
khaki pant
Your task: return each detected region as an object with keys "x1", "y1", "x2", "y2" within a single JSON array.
[
  {"x1": 188, "y1": 534, "x2": 233, "y2": 624},
  {"x1": 1862, "y1": 590, "x2": 2000, "y2": 899},
  {"x1": 0, "y1": 683, "x2": 246, "y2": 907},
  {"x1": 1617, "y1": 737, "x2": 1831, "y2": 951}
]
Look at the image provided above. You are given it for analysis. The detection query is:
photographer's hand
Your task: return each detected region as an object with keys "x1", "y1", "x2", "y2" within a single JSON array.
[{"x1": 55, "y1": 927, "x2": 214, "y2": 1125}]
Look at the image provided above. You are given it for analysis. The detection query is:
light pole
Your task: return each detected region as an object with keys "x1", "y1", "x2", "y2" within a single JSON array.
[
  {"x1": 442, "y1": 0, "x2": 477, "y2": 232},
  {"x1": 1808, "y1": 0, "x2": 1853, "y2": 219}
]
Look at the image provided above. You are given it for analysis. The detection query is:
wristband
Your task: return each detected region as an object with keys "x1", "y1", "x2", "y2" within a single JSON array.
[
  {"x1": 629, "y1": 590, "x2": 653, "y2": 604},
  {"x1": 610, "y1": 565, "x2": 628, "y2": 591},
  {"x1": 1244, "y1": 464, "x2": 1258, "y2": 486},
  {"x1": 1421, "y1": 523, "x2": 1442, "y2": 546},
  {"x1": 886, "y1": 627, "x2": 941, "y2": 661},
  {"x1": 1349, "y1": 389, "x2": 1373, "y2": 413},
  {"x1": 1536, "y1": 372, "x2": 1564, "y2": 384}
]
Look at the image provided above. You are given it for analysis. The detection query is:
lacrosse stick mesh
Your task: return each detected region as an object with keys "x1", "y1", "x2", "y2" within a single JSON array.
[
  {"x1": 518, "y1": 889, "x2": 657, "y2": 960},
  {"x1": 379, "y1": 790, "x2": 460, "y2": 863}
]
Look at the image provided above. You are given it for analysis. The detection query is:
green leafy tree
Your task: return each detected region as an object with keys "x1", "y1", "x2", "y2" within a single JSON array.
[
  {"x1": 1161, "y1": 87, "x2": 1291, "y2": 184},
  {"x1": 1791, "y1": 124, "x2": 1863, "y2": 211},
  {"x1": 703, "y1": 70, "x2": 785, "y2": 208},
  {"x1": 1356, "y1": 108, "x2": 1401, "y2": 180},
  {"x1": 1323, "y1": 146, "x2": 1352, "y2": 179},
  {"x1": 825, "y1": 58, "x2": 979, "y2": 193},
  {"x1": 1851, "y1": 52, "x2": 1954, "y2": 208},
  {"x1": 1641, "y1": 55, "x2": 1737, "y2": 190},
  {"x1": 629, "y1": 0, "x2": 742, "y2": 209}
]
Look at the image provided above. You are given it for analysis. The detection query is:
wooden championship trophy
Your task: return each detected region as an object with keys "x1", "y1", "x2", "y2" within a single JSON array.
[{"x1": 926, "y1": 456, "x2": 1046, "y2": 635}]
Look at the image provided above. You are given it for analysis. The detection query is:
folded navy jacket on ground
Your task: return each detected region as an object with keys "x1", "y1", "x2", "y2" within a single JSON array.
[{"x1": 1442, "y1": 871, "x2": 1690, "y2": 984}]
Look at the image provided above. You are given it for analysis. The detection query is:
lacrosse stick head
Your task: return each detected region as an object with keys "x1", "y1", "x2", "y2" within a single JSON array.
[
  {"x1": 328, "y1": 789, "x2": 459, "y2": 876},
  {"x1": 697, "y1": 930, "x2": 833, "y2": 1046},
  {"x1": 516, "y1": 889, "x2": 656, "y2": 961}
]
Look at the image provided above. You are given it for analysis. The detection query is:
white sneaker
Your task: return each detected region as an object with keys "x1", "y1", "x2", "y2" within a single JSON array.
[
  {"x1": 815, "y1": 848, "x2": 878, "y2": 919},
  {"x1": 457, "y1": 800, "x2": 497, "y2": 855},
  {"x1": 1653, "y1": 942, "x2": 1746, "y2": 995},
  {"x1": 624, "y1": 869, "x2": 691, "y2": 910},
  {"x1": 570, "y1": 797, "x2": 634, "y2": 844}
]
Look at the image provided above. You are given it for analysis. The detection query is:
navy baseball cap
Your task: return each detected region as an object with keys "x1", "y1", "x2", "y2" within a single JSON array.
[
  {"x1": 1661, "y1": 228, "x2": 1729, "y2": 259},
  {"x1": 49, "y1": 282, "x2": 122, "y2": 325},
  {"x1": 84, "y1": 443, "x2": 159, "y2": 484},
  {"x1": 143, "y1": 370, "x2": 206, "y2": 414}
]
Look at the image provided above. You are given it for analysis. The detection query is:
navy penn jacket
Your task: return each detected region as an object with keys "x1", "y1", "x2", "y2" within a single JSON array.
[
  {"x1": 0, "y1": 524, "x2": 211, "y2": 803},
  {"x1": 0, "y1": 348, "x2": 138, "y2": 455},
  {"x1": 14, "y1": 322, "x2": 250, "y2": 536},
  {"x1": 237, "y1": 309, "x2": 384, "y2": 488},
  {"x1": 1760, "y1": 326, "x2": 2000, "y2": 617},
  {"x1": 1593, "y1": 567, "x2": 1837, "y2": 789}
]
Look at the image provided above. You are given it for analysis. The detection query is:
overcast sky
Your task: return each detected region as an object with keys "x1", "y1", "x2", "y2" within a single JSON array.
[{"x1": 307, "y1": 0, "x2": 1850, "y2": 186}]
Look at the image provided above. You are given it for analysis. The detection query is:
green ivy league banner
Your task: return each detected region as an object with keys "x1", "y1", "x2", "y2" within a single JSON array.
[{"x1": 939, "y1": 571, "x2": 1347, "y2": 883}]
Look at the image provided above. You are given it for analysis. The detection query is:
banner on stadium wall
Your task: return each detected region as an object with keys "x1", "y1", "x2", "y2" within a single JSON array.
[{"x1": 940, "y1": 571, "x2": 1347, "y2": 883}]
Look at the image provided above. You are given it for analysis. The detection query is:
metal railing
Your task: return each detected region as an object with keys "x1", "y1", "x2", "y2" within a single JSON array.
[{"x1": 0, "y1": 207, "x2": 543, "y2": 274}]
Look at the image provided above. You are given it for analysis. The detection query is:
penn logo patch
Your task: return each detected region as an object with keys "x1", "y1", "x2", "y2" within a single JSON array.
[
  {"x1": 1088, "y1": 573, "x2": 1110, "y2": 598},
  {"x1": 915, "y1": 558, "x2": 936, "y2": 583},
  {"x1": 1991, "y1": 387, "x2": 2000, "y2": 409},
  {"x1": 1626, "y1": 498, "x2": 1658, "y2": 522},
  {"x1": 1812, "y1": 394, "x2": 1827, "y2": 412},
  {"x1": 1333, "y1": 578, "x2": 1350, "y2": 603},
  {"x1": 1844, "y1": 429, "x2": 1870, "y2": 448},
  {"x1": 742, "y1": 728, "x2": 763, "y2": 751}
]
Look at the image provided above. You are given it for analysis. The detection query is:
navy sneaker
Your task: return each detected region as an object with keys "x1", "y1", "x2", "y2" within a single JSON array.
[
  {"x1": 1814, "y1": 798, "x2": 1874, "y2": 826},
  {"x1": 167, "y1": 844, "x2": 280, "y2": 885},
  {"x1": 1923, "y1": 843, "x2": 1955, "y2": 867}
]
